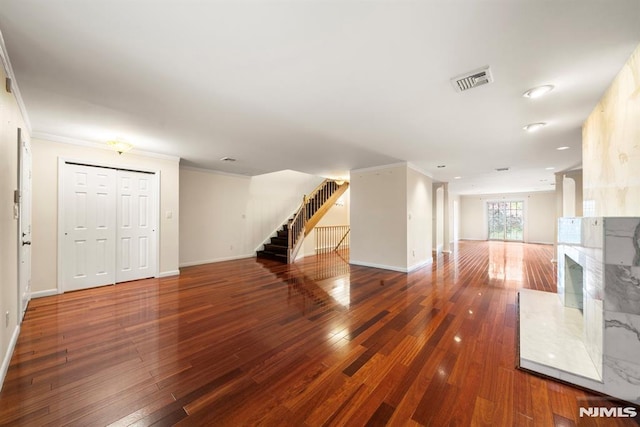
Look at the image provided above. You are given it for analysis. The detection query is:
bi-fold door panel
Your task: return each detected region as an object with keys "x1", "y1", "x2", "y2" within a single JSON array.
[
  {"x1": 116, "y1": 171, "x2": 156, "y2": 283},
  {"x1": 63, "y1": 164, "x2": 117, "y2": 292}
]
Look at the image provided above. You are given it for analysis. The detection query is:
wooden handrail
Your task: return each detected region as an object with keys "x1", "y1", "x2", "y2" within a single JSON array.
[{"x1": 304, "y1": 181, "x2": 349, "y2": 234}]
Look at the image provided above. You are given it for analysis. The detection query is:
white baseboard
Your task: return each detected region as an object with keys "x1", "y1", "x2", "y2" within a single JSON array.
[
  {"x1": 407, "y1": 257, "x2": 433, "y2": 272},
  {"x1": 528, "y1": 241, "x2": 554, "y2": 245},
  {"x1": 349, "y1": 260, "x2": 409, "y2": 273},
  {"x1": 158, "y1": 270, "x2": 181, "y2": 278},
  {"x1": 1, "y1": 325, "x2": 20, "y2": 392},
  {"x1": 31, "y1": 289, "x2": 59, "y2": 299},
  {"x1": 179, "y1": 253, "x2": 255, "y2": 268}
]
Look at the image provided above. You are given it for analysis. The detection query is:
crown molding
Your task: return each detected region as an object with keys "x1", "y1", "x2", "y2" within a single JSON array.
[
  {"x1": 180, "y1": 165, "x2": 251, "y2": 179},
  {"x1": 32, "y1": 132, "x2": 181, "y2": 162},
  {"x1": 350, "y1": 162, "x2": 409, "y2": 174},
  {"x1": 0, "y1": 29, "x2": 32, "y2": 133},
  {"x1": 350, "y1": 161, "x2": 434, "y2": 179},
  {"x1": 407, "y1": 162, "x2": 433, "y2": 178}
]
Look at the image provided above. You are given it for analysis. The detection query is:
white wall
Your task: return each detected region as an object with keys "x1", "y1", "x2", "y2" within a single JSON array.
[
  {"x1": 179, "y1": 168, "x2": 324, "y2": 266},
  {"x1": 350, "y1": 164, "x2": 408, "y2": 271},
  {"x1": 31, "y1": 138, "x2": 180, "y2": 296},
  {"x1": 350, "y1": 163, "x2": 432, "y2": 272},
  {"x1": 407, "y1": 167, "x2": 433, "y2": 271},
  {"x1": 0, "y1": 64, "x2": 27, "y2": 389},
  {"x1": 459, "y1": 191, "x2": 556, "y2": 244}
]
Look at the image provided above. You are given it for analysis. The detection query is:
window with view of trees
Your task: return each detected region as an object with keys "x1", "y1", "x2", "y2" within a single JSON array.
[{"x1": 487, "y1": 201, "x2": 524, "y2": 241}]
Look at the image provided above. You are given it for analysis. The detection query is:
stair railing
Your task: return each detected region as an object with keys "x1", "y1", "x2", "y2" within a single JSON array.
[
  {"x1": 315, "y1": 225, "x2": 350, "y2": 253},
  {"x1": 287, "y1": 195, "x2": 306, "y2": 263},
  {"x1": 334, "y1": 227, "x2": 350, "y2": 251},
  {"x1": 287, "y1": 179, "x2": 343, "y2": 263}
]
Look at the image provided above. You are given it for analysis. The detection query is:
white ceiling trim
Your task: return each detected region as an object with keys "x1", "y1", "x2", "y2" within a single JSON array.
[
  {"x1": 350, "y1": 161, "x2": 434, "y2": 180},
  {"x1": 407, "y1": 162, "x2": 434, "y2": 180},
  {"x1": 180, "y1": 165, "x2": 251, "y2": 179},
  {"x1": 32, "y1": 131, "x2": 181, "y2": 162},
  {"x1": 350, "y1": 162, "x2": 411, "y2": 175}
]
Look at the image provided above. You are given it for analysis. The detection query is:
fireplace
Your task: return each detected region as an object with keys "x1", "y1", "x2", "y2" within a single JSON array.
[{"x1": 520, "y1": 217, "x2": 640, "y2": 404}]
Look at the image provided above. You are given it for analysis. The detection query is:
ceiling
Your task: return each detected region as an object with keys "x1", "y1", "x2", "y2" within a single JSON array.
[{"x1": 1, "y1": 1, "x2": 639, "y2": 194}]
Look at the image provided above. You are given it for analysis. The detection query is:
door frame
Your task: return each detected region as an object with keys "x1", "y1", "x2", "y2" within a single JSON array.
[
  {"x1": 57, "y1": 157, "x2": 161, "y2": 294},
  {"x1": 17, "y1": 128, "x2": 31, "y2": 323}
]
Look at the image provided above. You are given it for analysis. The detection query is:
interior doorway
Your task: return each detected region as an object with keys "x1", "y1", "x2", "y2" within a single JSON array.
[{"x1": 487, "y1": 200, "x2": 524, "y2": 241}]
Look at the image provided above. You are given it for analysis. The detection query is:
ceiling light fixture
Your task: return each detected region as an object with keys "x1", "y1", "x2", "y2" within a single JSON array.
[
  {"x1": 545, "y1": 167, "x2": 555, "y2": 170},
  {"x1": 107, "y1": 139, "x2": 133, "y2": 155},
  {"x1": 523, "y1": 122, "x2": 547, "y2": 132},
  {"x1": 454, "y1": 176, "x2": 462, "y2": 180},
  {"x1": 523, "y1": 85, "x2": 554, "y2": 99},
  {"x1": 557, "y1": 146, "x2": 570, "y2": 151},
  {"x1": 220, "y1": 156, "x2": 237, "y2": 162}
]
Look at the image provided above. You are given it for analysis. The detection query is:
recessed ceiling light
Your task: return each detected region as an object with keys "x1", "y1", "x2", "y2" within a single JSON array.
[
  {"x1": 454, "y1": 176, "x2": 462, "y2": 180},
  {"x1": 523, "y1": 85, "x2": 554, "y2": 99},
  {"x1": 545, "y1": 167, "x2": 555, "y2": 170},
  {"x1": 557, "y1": 146, "x2": 570, "y2": 151},
  {"x1": 523, "y1": 122, "x2": 547, "y2": 132}
]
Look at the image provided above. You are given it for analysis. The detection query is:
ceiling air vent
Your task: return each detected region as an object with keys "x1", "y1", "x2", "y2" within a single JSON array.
[
  {"x1": 451, "y1": 66, "x2": 493, "y2": 93},
  {"x1": 495, "y1": 167, "x2": 510, "y2": 172}
]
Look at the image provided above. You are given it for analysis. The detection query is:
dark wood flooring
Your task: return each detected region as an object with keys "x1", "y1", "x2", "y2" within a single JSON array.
[{"x1": 0, "y1": 241, "x2": 637, "y2": 426}]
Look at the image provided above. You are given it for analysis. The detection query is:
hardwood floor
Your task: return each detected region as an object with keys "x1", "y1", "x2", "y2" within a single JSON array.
[{"x1": 1, "y1": 241, "x2": 637, "y2": 426}]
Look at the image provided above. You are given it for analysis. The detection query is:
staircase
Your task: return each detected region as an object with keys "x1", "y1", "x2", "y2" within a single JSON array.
[
  {"x1": 256, "y1": 224, "x2": 290, "y2": 262},
  {"x1": 256, "y1": 179, "x2": 349, "y2": 263}
]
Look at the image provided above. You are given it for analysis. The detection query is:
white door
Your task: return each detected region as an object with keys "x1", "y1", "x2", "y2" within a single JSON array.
[
  {"x1": 63, "y1": 164, "x2": 117, "y2": 291},
  {"x1": 116, "y1": 170, "x2": 156, "y2": 282},
  {"x1": 18, "y1": 129, "x2": 32, "y2": 322}
]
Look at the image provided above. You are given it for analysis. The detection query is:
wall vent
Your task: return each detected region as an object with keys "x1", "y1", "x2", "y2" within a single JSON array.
[{"x1": 451, "y1": 66, "x2": 493, "y2": 92}]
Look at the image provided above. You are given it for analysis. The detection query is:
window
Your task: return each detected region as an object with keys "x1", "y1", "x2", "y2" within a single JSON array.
[{"x1": 487, "y1": 200, "x2": 524, "y2": 241}]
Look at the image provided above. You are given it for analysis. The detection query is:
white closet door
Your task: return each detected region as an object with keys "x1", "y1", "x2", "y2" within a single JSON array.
[
  {"x1": 116, "y1": 170, "x2": 156, "y2": 282},
  {"x1": 63, "y1": 164, "x2": 117, "y2": 291}
]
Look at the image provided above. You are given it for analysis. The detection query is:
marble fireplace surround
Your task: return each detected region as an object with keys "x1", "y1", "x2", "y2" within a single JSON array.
[{"x1": 519, "y1": 217, "x2": 640, "y2": 404}]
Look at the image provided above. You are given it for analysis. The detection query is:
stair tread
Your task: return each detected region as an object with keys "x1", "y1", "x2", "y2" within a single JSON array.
[{"x1": 256, "y1": 250, "x2": 288, "y2": 263}]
